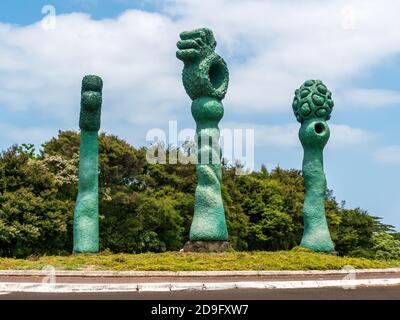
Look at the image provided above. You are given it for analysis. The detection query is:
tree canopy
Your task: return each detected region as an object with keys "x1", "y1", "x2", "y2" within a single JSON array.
[{"x1": 0, "y1": 130, "x2": 398, "y2": 258}]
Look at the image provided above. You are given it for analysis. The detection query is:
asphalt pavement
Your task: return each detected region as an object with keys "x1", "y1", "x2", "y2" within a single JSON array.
[
  {"x1": 1, "y1": 286, "x2": 399, "y2": 300},
  {"x1": 1, "y1": 269, "x2": 399, "y2": 300}
]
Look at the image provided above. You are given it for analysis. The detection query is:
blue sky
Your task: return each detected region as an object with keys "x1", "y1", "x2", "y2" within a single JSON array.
[
  {"x1": 1, "y1": 0, "x2": 400, "y2": 230},
  {"x1": 0, "y1": 1, "x2": 162, "y2": 24}
]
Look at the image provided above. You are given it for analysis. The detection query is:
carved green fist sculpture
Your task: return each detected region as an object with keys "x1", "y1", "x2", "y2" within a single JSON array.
[
  {"x1": 73, "y1": 75, "x2": 103, "y2": 253},
  {"x1": 292, "y1": 80, "x2": 335, "y2": 252},
  {"x1": 177, "y1": 28, "x2": 229, "y2": 241}
]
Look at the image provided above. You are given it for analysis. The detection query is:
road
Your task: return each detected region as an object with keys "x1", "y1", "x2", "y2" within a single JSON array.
[
  {"x1": 0, "y1": 286, "x2": 399, "y2": 300},
  {"x1": 1, "y1": 270, "x2": 399, "y2": 300}
]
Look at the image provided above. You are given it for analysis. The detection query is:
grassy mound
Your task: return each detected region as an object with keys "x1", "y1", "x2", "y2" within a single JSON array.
[{"x1": 0, "y1": 251, "x2": 399, "y2": 271}]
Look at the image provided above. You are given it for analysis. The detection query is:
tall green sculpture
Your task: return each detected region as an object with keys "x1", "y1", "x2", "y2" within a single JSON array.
[
  {"x1": 73, "y1": 75, "x2": 103, "y2": 253},
  {"x1": 292, "y1": 79, "x2": 335, "y2": 252},
  {"x1": 177, "y1": 28, "x2": 229, "y2": 251}
]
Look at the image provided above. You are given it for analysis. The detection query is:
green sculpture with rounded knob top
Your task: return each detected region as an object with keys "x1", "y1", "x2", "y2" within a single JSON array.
[
  {"x1": 73, "y1": 75, "x2": 103, "y2": 253},
  {"x1": 292, "y1": 79, "x2": 335, "y2": 252}
]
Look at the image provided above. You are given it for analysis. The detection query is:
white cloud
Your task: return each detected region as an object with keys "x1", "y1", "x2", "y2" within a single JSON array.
[
  {"x1": 0, "y1": 0, "x2": 398, "y2": 150},
  {"x1": 375, "y1": 146, "x2": 400, "y2": 164},
  {"x1": 0, "y1": 11, "x2": 185, "y2": 129},
  {"x1": 166, "y1": 0, "x2": 400, "y2": 112},
  {"x1": 336, "y1": 89, "x2": 400, "y2": 109},
  {"x1": 330, "y1": 124, "x2": 373, "y2": 146},
  {"x1": 222, "y1": 122, "x2": 372, "y2": 149},
  {"x1": 0, "y1": 123, "x2": 57, "y2": 148}
]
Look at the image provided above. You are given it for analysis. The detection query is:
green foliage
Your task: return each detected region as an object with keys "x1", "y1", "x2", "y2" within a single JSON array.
[
  {"x1": 0, "y1": 251, "x2": 397, "y2": 271},
  {"x1": 290, "y1": 246, "x2": 315, "y2": 254},
  {"x1": 235, "y1": 175, "x2": 296, "y2": 250},
  {"x1": 372, "y1": 232, "x2": 400, "y2": 260},
  {"x1": 43, "y1": 131, "x2": 193, "y2": 254},
  {"x1": 101, "y1": 187, "x2": 190, "y2": 253},
  {"x1": 17, "y1": 143, "x2": 36, "y2": 159},
  {"x1": 0, "y1": 146, "x2": 73, "y2": 257},
  {"x1": 0, "y1": 131, "x2": 397, "y2": 259},
  {"x1": 325, "y1": 199, "x2": 395, "y2": 259}
]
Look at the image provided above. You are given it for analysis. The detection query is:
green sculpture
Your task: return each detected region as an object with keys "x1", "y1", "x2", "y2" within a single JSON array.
[
  {"x1": 73, "y1": 75, "x2": 103, "y2": 253},
  {"x1": 292, "y1": 80, "x2": 335, "y2": 252},
  {"x1": 177, "y1": 28, "x2": 229, "y2": 244}
]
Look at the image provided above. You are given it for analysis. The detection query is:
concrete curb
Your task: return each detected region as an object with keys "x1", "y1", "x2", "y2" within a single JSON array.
[
  {"x1": 0, "y1": 278, "x2": 399, "y2": 293},
  {"x1": 0, "y1": 268, "x2": 399, "y2": 277}
]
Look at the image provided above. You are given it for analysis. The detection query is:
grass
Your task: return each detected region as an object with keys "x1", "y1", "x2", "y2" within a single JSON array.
[{"x1": 0, "y1": 250, "x2": 399, "y2": 271}]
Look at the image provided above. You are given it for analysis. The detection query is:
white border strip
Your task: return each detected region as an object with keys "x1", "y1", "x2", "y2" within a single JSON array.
[
  {"x1": 0, "y1": 278, "x2": 399, "y2": 293},
  {"x1": 0, "y1": 268, "x2": 399, "y2": 277}
]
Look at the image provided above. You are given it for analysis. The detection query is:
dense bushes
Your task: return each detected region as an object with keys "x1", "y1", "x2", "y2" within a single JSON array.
[
  {"x1": 0, "y1": 146, "x2": 74, "y2": 256},
  {"x1": 0, "y1": 131, "x2": 398, "y2": 258}
]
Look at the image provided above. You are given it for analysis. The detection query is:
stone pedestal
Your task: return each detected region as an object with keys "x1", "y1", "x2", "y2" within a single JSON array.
[{"x1": 183, "y1": 241, "x2": 229, "y2": 253}]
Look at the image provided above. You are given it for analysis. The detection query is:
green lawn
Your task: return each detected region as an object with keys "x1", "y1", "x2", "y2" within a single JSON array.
[{"x1": 0, "y1": 250, "x2": 399, "y2": 271}]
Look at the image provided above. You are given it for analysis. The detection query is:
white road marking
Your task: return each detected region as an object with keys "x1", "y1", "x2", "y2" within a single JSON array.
[{"x1": 0, "y1": 278, "x2": 399, "y2": 293}]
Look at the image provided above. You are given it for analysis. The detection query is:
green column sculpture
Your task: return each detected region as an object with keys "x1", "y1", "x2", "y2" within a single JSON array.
[
  {"x1": 292, "y1": 79, "x2": 335, "y2": 252},
  {"x1": 73, "y1": 75, "x2": 103, "y2": 253},
  {"x1": 176, "y1": 28, "x2": 229, "y2": 251}
]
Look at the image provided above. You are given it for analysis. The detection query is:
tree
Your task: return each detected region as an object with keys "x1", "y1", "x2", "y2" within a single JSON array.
[
  {"x1": 372, "y1": 232, "x2": 400, "y2": 260},
  {"x1": 44, "y1": 132, "x2": 194, "y2": 253},
  {"x1": 0, "y1": 131, "x2": 396, "y2": 258},
  {"x1": 330, "y1": 207, "x2": 395, "y2": 257},
  {"x1": 0, "y1": 146, "x2": 73, "y2": 257}
]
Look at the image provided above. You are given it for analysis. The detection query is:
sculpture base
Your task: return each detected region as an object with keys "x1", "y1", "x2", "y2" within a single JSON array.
[{"x1": 183, "y1": 241, "x2": 229, "y2": 253}]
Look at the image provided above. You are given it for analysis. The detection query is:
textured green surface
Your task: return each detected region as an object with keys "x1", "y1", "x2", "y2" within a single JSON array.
[
  {"x1": 1, "y1": 251, "x2": 397, "y2": 271},
  {"x1": 293, "y1": 80, "x2": 335, "y2": 252},
  {"x1": 177, "y1": 28, "x2": 229, "y2": 241},
  {"x1": 73, "y1": 75, "x2": 103, "y2": 253}
]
